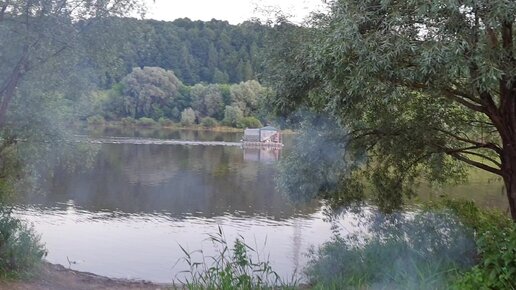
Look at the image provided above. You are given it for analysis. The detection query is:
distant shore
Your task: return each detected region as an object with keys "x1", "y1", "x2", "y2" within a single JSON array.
[{"x1": 79, "y1": 121, "x2": 297, "y2": 135}]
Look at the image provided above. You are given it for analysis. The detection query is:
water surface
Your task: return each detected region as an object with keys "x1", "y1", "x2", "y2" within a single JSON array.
[{"x1": 13, "y1": 128, "x2": 508, "y2": 283}]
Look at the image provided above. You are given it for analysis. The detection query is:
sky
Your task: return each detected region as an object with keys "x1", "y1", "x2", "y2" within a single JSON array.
[{"x1": 144, "y1": 0, "x2": 327, "y2": 24}]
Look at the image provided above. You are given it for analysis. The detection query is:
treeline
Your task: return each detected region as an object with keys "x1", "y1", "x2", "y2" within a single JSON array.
[
  {"x1": 81, "y1": 17, "x2": 268, "y2": 87},
  {"x1": 85, "y1": 67, "x2": 268, "y2": 128}
]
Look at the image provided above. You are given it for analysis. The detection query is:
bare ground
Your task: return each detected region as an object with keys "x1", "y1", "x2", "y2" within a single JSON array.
[{"x1": 0, "y1": 262, "x2": 173, "y2": 290}]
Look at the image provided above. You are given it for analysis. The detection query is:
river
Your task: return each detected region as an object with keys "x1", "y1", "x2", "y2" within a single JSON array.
[{"x1": 11, "y1": 127, "x2": 508, "y2": 283}]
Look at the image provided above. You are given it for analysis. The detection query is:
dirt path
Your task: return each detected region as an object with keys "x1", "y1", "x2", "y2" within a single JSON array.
[{"x1": 0, "y1": 262, "x2": 173, "y2": 290}]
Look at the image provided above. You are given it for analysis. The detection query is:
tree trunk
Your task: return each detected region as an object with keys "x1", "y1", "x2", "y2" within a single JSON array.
[
  {"x1": 0, "y1": 45, "x2": 29, "y2": 127},
  {"x1": 503, "y1": 170, "x2": 516, "y2": 221},
  {"x1": 501, "y1": 140, "x2": 516, "y2": 221}
]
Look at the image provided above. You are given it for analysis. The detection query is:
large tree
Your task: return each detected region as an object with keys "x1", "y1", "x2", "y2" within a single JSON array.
[
  {"x1": 0, "y1": 0, "x2": 144, "y2": 126},
  {"x1": 0, "y1": 1, "x2": 145, "y2": 198},
  {"x1": 267, "y1": 0, "x2": 516, "y2": 220}
]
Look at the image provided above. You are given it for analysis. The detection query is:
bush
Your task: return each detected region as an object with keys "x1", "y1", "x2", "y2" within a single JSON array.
[
  {"x1": 0, "y1": 208, "x2": 46, "y2": 277},
  {"x1": 306, "y1": 209, "x2": 477, "y2": 290},
  {"x1": 136, "y1": 117, "x2": 157, "y2": 127},
  {"x1": 86, "y1": 115, "x2": 105, "y2": 126},
  {"x1": 306, "y1": 199, "x2": 516, "y2": 290},
  {"x1": 430, "y1": 200, "x2": 516, "y2": 290},
  {"x1": 158, "y1": 117, "x2": 175, "y2": 127},
  {"x1": 200, "y1": 117, "x2": 218, "y2": 128},
  {"x1": 180, "y1": 108, "x2": 196, "y2": 126},
  {"x1": 120, "y1": 117, "x2": 136, "y2": 127},
  {"x1": 237, "y1": 116, "x2": 262, "y2": 128}
]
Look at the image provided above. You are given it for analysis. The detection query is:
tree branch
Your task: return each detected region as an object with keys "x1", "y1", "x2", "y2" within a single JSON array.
[
  {"x1": 434, "y1": 128, "x2": 503, "y2": 154},
  {"x1": 448, "y1": 152, "x2": 502, "y2": 176}
]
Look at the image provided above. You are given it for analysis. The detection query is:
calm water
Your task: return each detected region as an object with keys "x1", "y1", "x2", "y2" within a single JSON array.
[
  {"x1": 12, "y1": 128, "x2": 353, "y2": 283},
  {"x1": 12, "y1": 128, "x2": 508, "y2": 283}
]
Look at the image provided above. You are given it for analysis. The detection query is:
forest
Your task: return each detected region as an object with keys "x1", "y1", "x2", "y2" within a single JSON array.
[
  {"x1": 82, "y1": 17, "x2": 268, "y2": 87},
  {"x1": 73, "y1": 17, "x2": 271, "y2": 127},
  {"x1": 0, "y1": 1, "x2": 515, "y2": 289}
]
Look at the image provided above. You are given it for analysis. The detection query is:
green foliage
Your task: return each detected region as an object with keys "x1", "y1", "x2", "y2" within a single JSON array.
[
  {"x1": 136, "y1": 117, "x2": 157, "y2": 127},
  {"x1": 181, "y1": 108, "x2": 197, "y2": 126},
  {"x1": 222, "y1": 106, "x2": 243, "y2": 127},
  {"x1": 424, "y1": 200, "x2": 516, "y2": 289},
  {"x1": 158, "y1": 117, "x2": 175, "y2": 127},
  {"x1": 265, "y1": 0, "x2": 514, "y2": 213},
  {"x1": 190, "y1": 84, "x2": 224, "y2": 120},
  {"x1": 120, "y1": 117, "x2": 136, "y2": 127},
  {"x1": 177, "y1": 227, "x2": 294, "y2": 289},
  {"x1": 201, "y1": 117, "x2": 218, "y2": 128},
  {"x1": 237, "y1": 117, "x2": 262, "y2": 129},
  {"x1": 87, "y1": 115, "x2": 105, "y2": 127},
  {"x1": 0, "y1": 208, "x2": 46, "y2": 278},
  {"x1": 83, "y1": 18, "x2": 268, "y2": 86},
  {"x1": 96, "y1": 70, "x2": 268, "y2": 126},
  {"x1": 306, "y1": 208, "x2": 477, "y2": 290},
  {"x1": 120, "y1": 67, "x2": 184, "y2": 119}
]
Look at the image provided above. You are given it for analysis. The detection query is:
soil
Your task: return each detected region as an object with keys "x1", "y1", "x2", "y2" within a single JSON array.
[{"x1": 0, "y1": 262, "x2": 173, "y2": 290}]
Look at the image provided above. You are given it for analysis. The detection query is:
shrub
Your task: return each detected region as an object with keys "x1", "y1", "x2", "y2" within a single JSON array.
[
  {"x1": 158, "y1": 117, "x2": 175, "y2": 127},
  {"x1": 0, "y1": 208, "x2": 46, "y2": 277},
  {"x1": 306, "y1": 209, "x2": 477, "y2": 290},
  {"x1": 180, "y1": 108, "x2": 196, "y2": 126},
  {"x1": 200, "y1": 117, "x2": 218, "y2": 128},
  {"x1": 120, "y1": 117, "x2": 136, "y2": 127},
  {"x1": 431, "y1": 200, "x2": 516, "y2": 290},
  {"x1": 237, "y1": 116, "x2": 262, "y2": 128},
  {"x1": 136, "y1": 117, "x2": 157, "y2": 127},
  {"x1": 86, "y1": 115, "x2": 105, "y2": 126}
]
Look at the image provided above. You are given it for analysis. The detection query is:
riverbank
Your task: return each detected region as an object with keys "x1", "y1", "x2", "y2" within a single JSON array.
[
  {"x1": 80, "y1": 120, "x2": 297, "y2": 135},
  {"x1": 0, "y1": 262, "x2": 169, "y2": 290}
]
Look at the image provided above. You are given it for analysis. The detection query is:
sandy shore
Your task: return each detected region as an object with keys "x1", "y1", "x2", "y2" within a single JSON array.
[{"x1": 0, "y1": 262, "x2": 172, "y2": 290}]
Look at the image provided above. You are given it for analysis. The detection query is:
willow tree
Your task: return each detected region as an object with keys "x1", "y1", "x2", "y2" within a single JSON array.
[
  {"x1": 0, "y1": 0, "x2": 145, "y2": 126},
  {"x1": 267, "y1": 0, "x2": 516, "y2": 220},
  {"x1": 0, "y1": 1, "x2": 145, "y2": 198}
]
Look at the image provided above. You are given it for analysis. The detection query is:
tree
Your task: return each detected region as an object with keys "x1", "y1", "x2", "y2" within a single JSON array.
[
  {"x1": 229, "y1": 80, "x2": 266, "y2": 116},
  {"x1": 0, "y1": 0, "x2": 145, "y2": 127},
  {"x1": 120, "y1": 67, "x2": 183, "y2": 119},
  {"x1": 267, "y1": 0, "x2": 516, "y2": 220},
  {"x1": 0, "y1": 1, "x2": 143, "y2": 200},
  {"x1": 181, "y1": 107, "x2": 196, "y2": 126},
  {"x1": 222, "y1": 105, "x2": 243, "y2": 127},
  {"x1": 190, "y1": 83, "x2": 224, "y2": 119}
]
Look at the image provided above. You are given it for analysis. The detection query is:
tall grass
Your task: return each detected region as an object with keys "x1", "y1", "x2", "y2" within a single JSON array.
[{"x1": 176, "y1": 226, "x2": 296, "y2": 290}]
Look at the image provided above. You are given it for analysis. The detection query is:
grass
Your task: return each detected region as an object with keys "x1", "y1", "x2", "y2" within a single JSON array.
[{"x1": 175, "y1": 226, "x2": 297, "y2": 290}]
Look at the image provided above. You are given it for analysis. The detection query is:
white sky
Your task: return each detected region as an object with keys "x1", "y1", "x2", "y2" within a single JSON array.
[{"x1": 144, "y1": 0, "x2": 326, "y2": 24}]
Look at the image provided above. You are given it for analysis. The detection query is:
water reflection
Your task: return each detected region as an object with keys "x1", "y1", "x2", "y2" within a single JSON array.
[
  {"x1": 243, "y1": 147, "x2": 282, "y2": 163},
  {"x1": 12, "y1": 129, "x2": 329, "y2": 283},
  {"x1": 17, "y1": 143, "x2": 313, "y2": 219},
  {"x1": 12, "y1": 129, "x2": 508, "y2": 283},
  {"x1": 14, "y1": 204, "x2": 354, "y2": 283}
]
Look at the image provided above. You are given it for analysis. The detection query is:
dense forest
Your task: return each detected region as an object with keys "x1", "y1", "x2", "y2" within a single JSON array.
[
  {"x1": 70, "y1": 17, "x2": 272, "y2": 127},
  {"x1": 81, "y1": 17, "x2": 268, "y2": 88}
]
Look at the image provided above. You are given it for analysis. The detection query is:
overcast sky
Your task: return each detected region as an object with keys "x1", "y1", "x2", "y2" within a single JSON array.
[{"x1": 144, "y1": 0, "x2": 326, "y2": 24}]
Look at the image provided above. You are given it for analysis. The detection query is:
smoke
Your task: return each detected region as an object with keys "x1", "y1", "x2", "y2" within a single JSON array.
[
  {"x1": 305, "y1": 208, "x2": 477, "y2": 289},
  {"x1": 275, "y1": 110, "x2": 365, "y2": 208}
]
